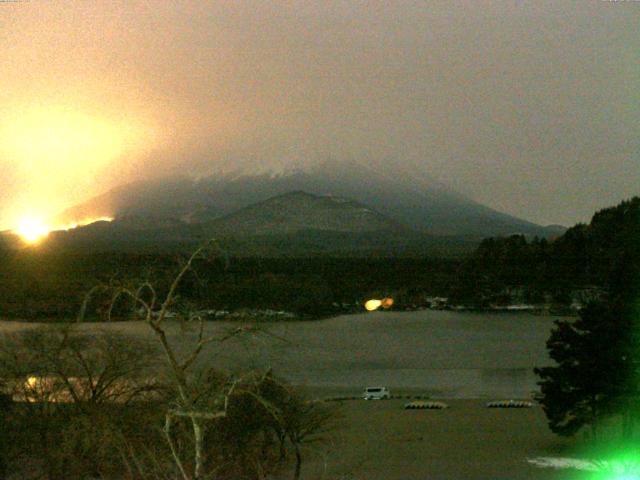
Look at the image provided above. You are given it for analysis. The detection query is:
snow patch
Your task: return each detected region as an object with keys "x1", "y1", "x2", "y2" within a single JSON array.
[
  {"x1": 527, "y1": 457, "x2": 598, "y2": 471},
  {"x1": 529, "y1": 456, "x2": 640, "y2": 476}
]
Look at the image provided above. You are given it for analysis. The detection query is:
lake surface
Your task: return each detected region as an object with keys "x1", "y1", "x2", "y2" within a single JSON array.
[
  {"x1": 220, "y1": 310, "x2": 561, "y2": 398},
  {"x1": 0, "y1": 310, "x2": 563, "y2": 398}
]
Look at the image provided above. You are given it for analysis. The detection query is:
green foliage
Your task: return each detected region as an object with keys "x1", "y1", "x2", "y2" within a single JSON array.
[
  {"x1": 535, "y1": 299, "x2": 639, "y2": 438},
  {"x1": 453, "y1": 197, "x2": 640, "y2": 306},
  {"x1": 533, "y1": 199, "x2": 639, "y2": 438}
]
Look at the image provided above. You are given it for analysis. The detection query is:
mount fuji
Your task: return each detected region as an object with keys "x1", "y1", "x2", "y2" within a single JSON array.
[{"x1": 59, "y1": 159, "x2": 560, "y2": 238}]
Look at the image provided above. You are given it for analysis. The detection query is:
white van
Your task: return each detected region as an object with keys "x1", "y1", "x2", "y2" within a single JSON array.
[{"x1": 363, "y1": 386, "x2": 390, "y2": 400}]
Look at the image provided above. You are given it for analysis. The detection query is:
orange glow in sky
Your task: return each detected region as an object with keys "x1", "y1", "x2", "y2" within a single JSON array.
[
  {"x1": 0, "y1": 105, "x2": 154, "y2": 230},
  {"x1": 0, "y1": 1, "x2": 636, "y2": 229},
  {"x1": 13, "y1": 217, "x2": 114, "y2": 245},
  {"x1": 1, "y1": 107, "x2": 128, "y2": 181}
]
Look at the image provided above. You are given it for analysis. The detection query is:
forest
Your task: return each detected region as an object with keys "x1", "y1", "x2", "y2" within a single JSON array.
[
  {"x1": 450, "y1": 197, "x2": 639, "y2": 308},
  {"x1": 0, "y1": 197, "x2": 637, "y2": 320}
]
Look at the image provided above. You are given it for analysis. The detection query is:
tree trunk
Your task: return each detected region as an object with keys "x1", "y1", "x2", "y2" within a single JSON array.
[
  {"x1": 293, "y1": 444, "x2": 302, "y2": 480},
  {"x1": 278, "y1": 432, "x2": 287, "y2": 461},
  {"x1": 193, "y1": 418, "x2": 205, "y2": 480}
]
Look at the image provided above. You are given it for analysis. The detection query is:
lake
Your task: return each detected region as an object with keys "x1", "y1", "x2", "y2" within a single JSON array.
[
  {"x1": 0, "y1": 310, "x2": 564, "y2": 399},
  {"x1": 216, "y1": 310, "x2": 561, "y2": 398}
]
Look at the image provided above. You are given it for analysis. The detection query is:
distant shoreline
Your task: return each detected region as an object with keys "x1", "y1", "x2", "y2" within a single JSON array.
[{"x1": 0, "y1": 303, "x2": 575, "y2": 324}]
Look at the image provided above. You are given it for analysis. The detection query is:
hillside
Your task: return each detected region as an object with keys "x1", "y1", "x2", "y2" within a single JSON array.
[
  {"x1": 22, "y1": 189, "x2": 476, "y2": 256},
  {"x1": 450, "y1": 197, "x2": 640, "y2": 306},
  {"x1": 58, "y1": 160, "x2": 562, "y2": 237},
  {"x1": 209, "y1": 191, "x2": 404, "y2": 234}
]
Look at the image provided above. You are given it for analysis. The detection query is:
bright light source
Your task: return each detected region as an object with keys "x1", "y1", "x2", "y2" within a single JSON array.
[
  {"x1": 0, "y1": 105, "x2": 154, "y2": 229},
  {"x1": 15, "y1": 218, "x2": 50, "y2": 244},
  {"x1": 13, "y1": 216, "x2": 114, "y2": 245},
  {"x1": 365, "y1": 299, "x2": 382, "y2": 311}
]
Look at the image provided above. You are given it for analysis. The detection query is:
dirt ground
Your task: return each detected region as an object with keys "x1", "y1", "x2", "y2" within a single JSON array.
[{"x1": 300, "y1": 397, "x2": 582, "y2": 480}]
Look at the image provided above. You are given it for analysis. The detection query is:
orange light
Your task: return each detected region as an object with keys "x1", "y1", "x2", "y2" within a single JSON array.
[
  {"x1": 365, "y1": 299, "x2": 382, "y2": 311},
  {"x1": 381, "y1": 298, "x2": 394, "y2": 309},
  {"x1": 15, "y1": 218, "x2": 50, "y2": 244},
  {"x1": 13, "y1": 216, "x2": 113, "y2": 244},
  {"x1": 0, "y1": 105, "x2": 155, "y2": 230}
]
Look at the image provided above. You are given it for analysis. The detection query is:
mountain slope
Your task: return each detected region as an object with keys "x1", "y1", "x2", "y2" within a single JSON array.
[
  {"x1": 41, "y1": 189, "x2": 479, "y2": 256},
  {"x1": 209, "y1": 191, "x2": 404, "y2": 235},
  {"x1": 59, "y1": 159, "x2": 561, "y2": 237}
]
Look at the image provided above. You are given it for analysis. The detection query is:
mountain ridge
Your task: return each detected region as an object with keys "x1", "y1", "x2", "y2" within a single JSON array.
[{"x1": 58, "y1": 159, "x2": 563, "y2": 237}]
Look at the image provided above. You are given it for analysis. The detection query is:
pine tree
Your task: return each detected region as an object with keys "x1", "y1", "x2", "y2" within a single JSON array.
[{"x1": 534, "y1": 300, "x2": 637, "y2": 438}]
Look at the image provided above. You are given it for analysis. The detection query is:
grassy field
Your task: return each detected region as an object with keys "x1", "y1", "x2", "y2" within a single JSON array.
[{"x1": 302, "y1": 398, "x2": 581, "y2": 480}]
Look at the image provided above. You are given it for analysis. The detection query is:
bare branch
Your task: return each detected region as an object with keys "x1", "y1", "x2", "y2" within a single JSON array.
[
  {"x1": 135, "y1": 281, "x2": 158, "y2": 313},
  {"x1": 155, "y1": 241, "x2": 214, "y2": 327},
  {"x1": 77, "y1": 284, "x2": 109, "y2": 322},
  {"x1": 164, "y1": 413, "x2": 190, "y2": 480},
  {"x1": 167, "y1": 409, "x2": 226, "y2": 420}
]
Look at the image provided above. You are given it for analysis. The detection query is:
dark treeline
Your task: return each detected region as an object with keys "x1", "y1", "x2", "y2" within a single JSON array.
[
  {"x1": 0, "y1": 249, "x2": 460, "y2": 319},
  {"x1": 533, "y1": 200, "x2": 640, "y2": 442},
  {"x1": 0, "y1": 197, "x2": 636, "y2": 320},
  {"x1": 450, "y1": 197, "x2": 640, "y2": 307},
  {"x1": 181, "y1": 257, "x2": 459, "y2": 316},
  {"x1": 0, "y1": 250, "x2": 177, "y2": 319}
]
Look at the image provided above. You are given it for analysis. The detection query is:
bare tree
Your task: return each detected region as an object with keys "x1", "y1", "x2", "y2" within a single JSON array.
[
  {"x1": 0, "y1": 326, "x2": 160, "y2": 405},
  {"x1": 78, "y1": 242, "x2": 263, "y2": 480},
  {"x1": 0, "y1": 325, "x2": 162, "y2": 479},
  {"x1": 72, "y1": 241, "x2": 339, "y2": 480},
  {"x1": 255, "y1": 374, "x2": 339, "y2": 480}
]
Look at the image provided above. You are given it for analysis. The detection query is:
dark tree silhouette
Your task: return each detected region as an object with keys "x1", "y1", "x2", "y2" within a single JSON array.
[{"x1": 535, "y1": 299, "x2": 638, "y2": 439}]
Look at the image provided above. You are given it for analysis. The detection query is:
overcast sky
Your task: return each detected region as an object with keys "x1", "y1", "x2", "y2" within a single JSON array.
[{"x1": 0, "y1": 0, "x2": 637, "y2": 228}]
